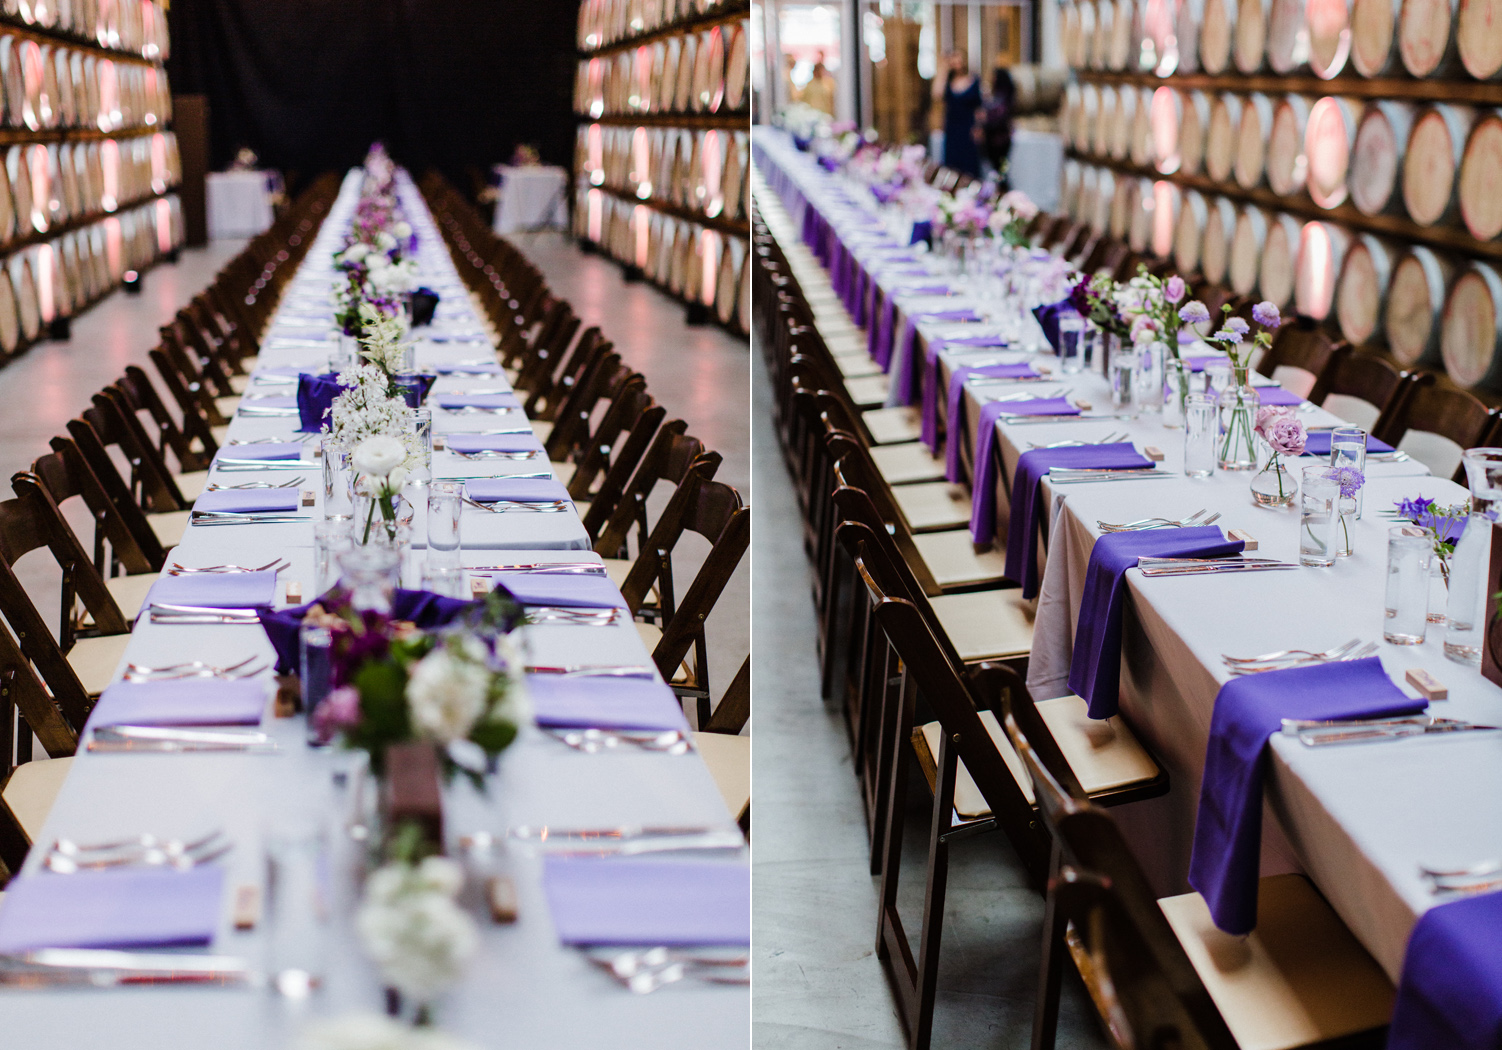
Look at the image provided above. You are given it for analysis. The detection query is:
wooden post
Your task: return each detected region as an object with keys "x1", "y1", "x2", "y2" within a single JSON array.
[{"x1": 173, "y1": 94, "x2": 210, "y2": 247}]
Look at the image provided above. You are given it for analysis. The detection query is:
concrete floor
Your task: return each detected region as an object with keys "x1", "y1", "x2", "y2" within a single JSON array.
[{"x1": 749, "y1": 350, "x2": 1109, "y2": 1049}]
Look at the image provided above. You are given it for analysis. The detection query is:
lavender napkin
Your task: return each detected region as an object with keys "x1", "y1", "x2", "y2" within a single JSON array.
[
  {"x1": 464, "y1": 478, "x2": 570, "y2": 503},
  {"x1": 893, "y1": 309, "x2": 982, "y2": 397},
  {"x1": 145, "y1": 570, "x2": 278, "y2": 609},
  {"x1": 910, "y1": 220, "x2": 933, "y2": 245},
  {"x1": 920, "y1": 334, "x2": 1014, "y2": 450},
  {"x1": 1253, "y1": 385, "x2": 1303, "y2": 406},
  {"x1": 963, "y1": 398, "x2": 1092, "y2": 550},
  {"x1": 215, "y1": 442, "x2": 302, "y2": 461},
  {"x1": 542, "y1": 859, "x2": 749, "y2": 946},
  {"x1": 527, "y1": 675, "x2": 688, "y2": 731},
  {"x1": 1000, "y1": 443, "x2": 1153, "y2": 596},
  {"x1": 871, "y1": 296, "x2": 897, "y2": 368},
  {"x1": 256, "y1": 589, "x2": 481, "y2": 675},
  {"x1": 438, "y1": 392, "x2": 521, "y2": 410},
  {"x1": 1390, "y1": 891, "x2": 1502, "y2": 1050},
  {"x1": 1300, "y1": 432, "x2": 1394, "y2": 455},
  {"x1": 194, "y1": 490, "x2": 301, "y2": 514},
  {"x1": 87, "y1": 679, "x2": 268, "y2": 727},
  {"x1": 1069, "y1": 527, "x2": 1244, "y2": 719},
  {"x1": 444, "y1": 433, "x2": 543, "y2": 454},
  {"x1": 488, "y1": 573, "x2": 624, "y2": 609},
  {"x1": 0, "y1": 867, "x2": 224, "y2": 952},
  {"x1": 1032, "y1": 300, "x2": 1079, "y2": 353},
  {"x1": 923, "y1": 359, "x2": 1035, "y2": 453},
  {"x1": 1183, "y1": 355, "x2": 1228, "y2": 372},
  {"x1": 1187, "y1": 658, "x2": 1423, "y2": 935}
]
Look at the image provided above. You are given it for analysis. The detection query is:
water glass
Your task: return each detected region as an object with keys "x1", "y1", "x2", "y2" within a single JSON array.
[
  {"x1": 1082, "y1": 326, "x2": 1103, "y2": 373},
  {"x1": 1109, "y1": 348, "x2": 1138, "y2": 413},
  {"x1": 1300, "y1": 467, "x2": 1339, "y2": 567},
  {"x1": 1385, "y1": 527, "x2": 1432, "y2": 644},
  {"x1": 1163, "y1": 358, "x2": 1186, "y2": 428},
  {"x1": 1135, "y1": 340, "x2": 1166, "y2": 412},
  {"x1": 1205, "y1": 360, "x2": 1233, "y2": 405},
  {"x1": 265, "y1": 823, "x2": 330, "y2": 997},
  {"x1": 1184, "y1": 394, "x2": 1217, "y2": 477},
  {"x1": 1329, "y1": 426, "x2": 1367, "y2": 519},
  {"x1": 410, "y1": 407, "x2": 433, "y2": 481},
  {"x1": 312, "y1": 519, "x2": 352, "y2": 595},
  {"x1": 422, "y1": 561, "x2": 467, "y2": 598},
  {"x1": 322, "y1": 448, "x2": 354, "y2": 520},
  {"x1": 1058, "y1": 316, "x2": 1086, "y2": 374},
  {"x1": 428, "y1": 480, "x2": 463, "y2": 553}
]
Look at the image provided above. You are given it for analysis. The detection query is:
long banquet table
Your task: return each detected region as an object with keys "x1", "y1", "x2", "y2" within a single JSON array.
[
  {"x1": 756, "y1": 129, "x2": 1502, "y2": 982},
  {"x1": 0, "y1": 169, "x2": 748, "y2": 1047}
]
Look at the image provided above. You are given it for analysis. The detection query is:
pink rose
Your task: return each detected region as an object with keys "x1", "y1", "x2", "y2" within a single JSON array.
[
  {"x1": 312, "y1": 685, "x2": 362, "y2": 743},
  {"x1": 1165, "y1": 276, "x2": 1186, "y2": 304},
  {"x1": 1256, "y1": 407, "x2": 1306, "y2": 457}
]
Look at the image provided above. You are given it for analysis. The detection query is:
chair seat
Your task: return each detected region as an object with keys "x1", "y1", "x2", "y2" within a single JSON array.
[
  {"x1": 211, "y1": 425, "x2": 230, "y2": 445},
  {"x1": 862, "y1": 406, "x2": 923, "y2": 445},
  {"x1": 911, "y1": 530, "x2": 1008, "y2": 588},
  {"x1": 845, "y1": 374, "x2": 890, "y2": 409},
  {"x1": 871, "y1": 442, "x2": 945, "y2": 484},
  {"x1": 1157, "y1": 874, "x2": 1394, "y2": 1050},
  {"x1": 214, "y1": 395, "x2": 241, "y2": 417},
  {"x1": 930, "y1": 588, "x2": 1033, "y2": 662},
  {"x1": 67, "y1": 634, "x2": 131, "y2": 697},
  {"x1": 891, "y1": 481, "x2": 972, "y2": 533},
  {"x1": 835, "y1": 353, "x2": 883, "y2": 380},
  {"x1": 149, "y1": 510, "x2": 194, "y2": 549},
  {"x1": 530, "y1": 419, "x2": 554, "y2": 442},
  {"x1": 2, "y1": 757, "x2": 74, "y2": 842},
  {"x1": 176, "y1": 470, "x2": 209, "y2": 500},
  {"x1": 825, "y1": 333, "x2": 871, "y2": 355},
  {"x1": 693, "y1": 732, "x2": 749, "y2": 824},
  {"x1": 634, "y1": 621, "x2": 689, "y2": 683},
  {"x1": 228, "y1": 374, "x2": 250, "y2": 394},
  {"x1": 105, "y1": 572, "x2": 161, "y2": 619}
]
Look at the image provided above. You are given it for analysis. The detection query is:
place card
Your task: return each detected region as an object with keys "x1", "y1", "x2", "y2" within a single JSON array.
[
  {"x1": 1405, "y1": 668, "x2": 1448, "y2": 701},
  {"x1": 233, "y1": 885, "x2": 261, "y2": 930},
  {"x1": 488, "y1": 876, "x2": 519, "y2": 924},
  {"x1": 301, "y1": 490, "x2": 315, "y2": 507},
  {"x1": 1143, "y1": 446, "x2": 1165, "y2": 462},
  {"x1": 285, "y1": 580, "x2": 303, "y2": 604}
]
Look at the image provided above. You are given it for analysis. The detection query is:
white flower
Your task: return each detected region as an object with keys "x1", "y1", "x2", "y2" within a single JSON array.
[
  {"x1": 341, "y1": 243, "x2": 371, "y2": 264},
  {"x1": 352, "y1": 435, "x2": 407, "y2": 478},
  {"x1": 393, "y1": 221, "x2": 412, "y2": 240},
  {"x1": 376, "y1": 231, "x2": 397, "y2": 252},
  {"x1": 407, "y1": 645, "x2": 490, "y2": 743},
  {"x1": 356, "y1": 861, "x2": 479, "y2": 1003}
]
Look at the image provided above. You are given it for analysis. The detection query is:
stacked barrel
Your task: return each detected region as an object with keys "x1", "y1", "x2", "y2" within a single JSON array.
[
  {"x1": 1059, "y1": 0, "x2": 1502, "y2": 391},
  {"x1": 573, "y1": 0, "x2": 750, "y2": 333}
]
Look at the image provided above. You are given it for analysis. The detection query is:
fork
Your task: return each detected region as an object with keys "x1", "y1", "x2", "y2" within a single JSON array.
[
  {"x1": 125, "y1": 655, "x2": 259, "y2": 676},
  {"x1": 450, "y1": 450, "x2": 541, "y2": 460},
  {"x1": 1227, "y1": 641, "x2": 1372, "y2": 674},
  {"x1": 205, "y1": 479, "x2": 304, "y2": 491},
  {"x1": 461, "y1": 495, "x2": 570, "y2": 514},
  {"x1": 1223, "y1": 639, "x2": 1361, "y2": 665},
  {"x1": 1098, "y1": 510, "x2": 1210, "y2": 532},
  {"x1": 166, "y1": 559, "x2": 289, "y2": 575},
  {"x1": 1029, "y1": 431, "x2": 1127, "y2": 449},
  {"x1": 44, "y1": 833, "x2": 232, "y2": 874},
  {"x1": 613, "y1": 960, "x2": 750, "y2": 993}
]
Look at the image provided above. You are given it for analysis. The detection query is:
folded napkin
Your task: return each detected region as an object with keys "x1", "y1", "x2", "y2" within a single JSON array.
[
  {"x1": 437, "y1": 392, "x2": 521, "y2": 410},
  {"x1": 542, "y1": 859, "x2": 749, "y2": 946},
  {"x1": 871, "y1": 296, "x2": 897, "y2": 368},
  {"x1": 1187, "y1": 658, "x2": 1423, "y2": 935},
  {"x1": 1390, "y1": 891, "x2": 1502, "y2": 1050},
  {"x1": 465, "y1": 478, "x2": 570, "y2": 503},
  {"x1": 1253, "y1": 385, "x2": 1303, "y2": 407},
  {"x1": 444, "y1": 433, "x2": 543, "y2": 454},
  {"x1": 923, "y1": 359, "x2": 1035, "y2": 453},
  {"x1": 410, "y1": 286, "x2": 440, "y2": 327},
  {"x1": 527, "y1": 675, "x2": 688, "y2": 731},
  {"x1": 87, "y1": 679, "x2": 269, "y2": 728},
  {"x1": 1001, "y1": 443, "x2": 1154, "y2": 597},
  {"x1": 145, "y1": 570, "x2": 279, "y2": 609},
  {"x1": 910, "y1": 220, "x2": 933, "y2": 246},
  {"x1": 960, "y1": 397, "x2": 1090, "y2": 550},
  {"x1": 1300, "y1": 432, "x2": 1395, "y2": 456},
  {"x1": 295, "y1": 372, "x2": 343, "y2": 432},
  {"x1": 433, "y1": 362, "x2": 503, "y2": 375},
  {"x1": 257, "y1": 589, "x2": 482, "y2": 675},
  {"x1": 490, "y1": 573, "x2": 624, "y2": 609},
  {"x1": 991, "y1": 395, "x2": 1081, "y2": 418},
  {"x1": 1069, "y1": 527, "x2": 1244, "y2": 719},
  {"x1": 1032, "y1": 300, "x2": 1079, "y2": 353},
  {"x1": 194, "y1": 490, "x2": 301, "y2": 514},
  {"x1": 391, "y1": 374, "x2": 436, "y2": 408},
  {"x1": 0, "y1": 867, "x2": 225, "y2": 953},
  {"x1": 215, "y1": 442, "x2": 303, "y2": 461}
]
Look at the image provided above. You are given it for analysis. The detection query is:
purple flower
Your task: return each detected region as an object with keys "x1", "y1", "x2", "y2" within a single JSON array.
[
  {"x1": 1178, "y1": 300, "x2": 1210, "y2": 325},
  {"x1": 1326, "y1": 465, "x2": 1365, "y2": 499},
  {"x1": 1252, "y1": 301, "x2": 1281, "y2": 328},
  {"x1": 311, "y1": 685, "x2": 362, "y2": 744},
  {"x1": 1165, "y1": 276, "x2": 1186, "y2": 304},
  {"x1": 1395, "y1": 496, "x2": 1436, "y2": 520},
  {"x1": 1213, "y1": 327, "x2": 1243, "y2": 345},
  {"x1": 1225, "y1": 317, "x2": 1250, "y2": 336},
  {"x1": 1256, "y1": 406, "x2": 1305, "y2": 456}
]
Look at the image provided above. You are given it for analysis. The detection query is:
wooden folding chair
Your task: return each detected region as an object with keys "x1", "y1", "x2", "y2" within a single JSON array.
[
  {"x1": 694, "y1": 656, "x2": 750, "y2": 837},
  {"x1": 1372, "y1": 374, "x2": 1500, "y2": 482}
]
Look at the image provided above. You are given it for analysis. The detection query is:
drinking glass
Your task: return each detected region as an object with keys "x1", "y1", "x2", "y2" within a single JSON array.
[
  {"x1": 1058, "y1": 316, "x2": 1086, "y2": 374},
  {"x1": 1385, "y1": 527, "x2": 1431, "y2": 644},
  {"x1": 1135, "y1": 340, "x2": 1166, "y2": 412},
  {"x1": 1329, "y1": 426, "x2": 1367, "y2": 519},
  {"x1": 422, "y1": 562, "x2": 467, "y2": 598},
  {"x1": 410, "y1": 407, "x2": 433, "y2": 481},
  {"x1": 337, "y1": 544, "x2": 402, "y2": 614},
  {"x1": 1163, "y1": 358, "x2": 1186, "y2": 428},
  {"x1": 265, "y1": 823, "x2": 329, "y2": 997},
  {"x1": 1109, "y1": 348, "x2": 1138, "y2": 413},
  {"x1": 1300, "y1": 467, "x2": 1338, "y2": 567},
  {"x1": 312, "y1": 519, "x2": 352, "y2": 595},
  {"x1": 1445, "y1": 447, "x2": 1502, "y2": 664},
  {"x1": 322, "y1": 448, "x2": 354, "y2": 520},
  {"x1": 428, "y1": 480, "x2": 462, "y2": 554},
  {"x1": 1205, "y1": 360, "x2": 1233, "y2": 405},
  {"x1": 299, "y1": 618, "x2": 332, "y2": 741},
  {"x1": 1082, "y1": 326, "x2": 1103, "y2": 374},
  {"x1": 1184, "y1": 394, "x2": 1216, "y2": 477}
]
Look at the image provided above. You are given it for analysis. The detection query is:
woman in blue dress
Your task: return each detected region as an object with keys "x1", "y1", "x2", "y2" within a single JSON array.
[{"x1": 935, "y1": 50, "x2": 982, "y2": 177}]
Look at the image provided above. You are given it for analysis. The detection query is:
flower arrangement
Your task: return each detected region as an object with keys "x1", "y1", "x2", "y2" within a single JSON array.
[
  {"x1": 327, "y1": 362, "x2": 419, "y2": 453},
  {"x1": 1393, "y1": 495, "x2": 1468, "y2": 583},
  {"x1": 988, "y1": 189, "x2": 1038, "y2": 247},
  {"x1": 1195, "y1": 300, "x2": 1282, "y2": 369},
  {"x1": 352, "y1": 436, "x2": 413, "y2": 545},
  {"x1": 1110, "y1": 268, "x2": 1194, "y2": 356},
  {"x1": 1067, "y1": 272, "x2": 1131, "y2": 339},
  {"x1": 358, "y1": 301, "x2": 414, "y2": 382},
  {"x1": 1252, "y1": 406, "x2": 1306, "y2": 505},
  {"x1": 1326, "y1": 463, "x2": 1366, "y2": 553}
]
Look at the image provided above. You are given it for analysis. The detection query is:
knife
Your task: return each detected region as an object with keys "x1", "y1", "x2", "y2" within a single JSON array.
[{"x1": 0, "y1": 950, "x2": 253, "y2": 986}]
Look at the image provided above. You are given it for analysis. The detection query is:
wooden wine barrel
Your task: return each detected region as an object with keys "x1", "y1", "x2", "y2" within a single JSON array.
[
  {"x1": 1074, "y1": 165, "x2": 1095, "y2": 225},
  {"x1": 1335, "y1": 233, "x2": 1400, "y2": 345},
  {"x1": 1150, "y1": 86, "x2": 1182, "y2": 173},
  {"x1": 1457, "y1": 0, "x2": 1502, "y2": 77},
  {"x1": 1267, "y1": 95, "x2": 1312, "y2": 195},
  {"x1": 1179, "y1": 90, "x2": 1211, "y2": 175},
  {"x1": 715, "y1": 235, "x2": 740, "y2": 325},
  {"x1": 1402, "y1": 104, "x2": 1473, "y2": 226},
  {"x1": 1441, "y1": 262, "x2": 1502, "y2": 389},
  {"x1": 1101, "y1": 84, "x2": 1125, "y2": 158},
  {"x1": 725, "y1": 22, "x2": 748, "y2": 110},
  {"x1": 14, "y1": 254, "x2": 39, "y2": 341},
  {"x1": 1110, "y1": 174, "x2": 1136, "y2": 239},
  {"x1": 1349, "y1": 100, "x2": 1412, "y2": 215},
  {"x1": 1012, "y1": 66, "x2": 1069, "y2": 113},
  {"x1": 1202, "y1": 0, "x2": 1237, "y2": 72},
  {"x1": 1108, "y1": 0, "x2": 1138, "y2": 69},
  {"x1": 1235, "y1": 0, "x2": 1272, "y2": 72},
  {"x1": 1078, "y1": 82, "x2": 1100, "y2": 153},
  {"x1": 1350, "y1": 0, "x2": 1404, "y2": 73},
  {"x1": 1460, "y1": 110, "x2": 1502, "y2": 240},
  {"x1": 1075, "y1": 0, "x2": 1098, "y2": 69},
  {"x1": 673, "y1": 32, "x2": 696, "y2": 112},
  {"x1": 1177, "y1": 0, "x2": 1205, "y2": 70},
  {"x1": 1268, "y1": 0, "x2": 1311, "y2": 70},
  {"x1": 0, "y1": 266, "x2": 17, "y2": 355},
  {"x1": 1305, "y1": 95, "x2": 1360, "y2": 209},
  {"x1": 1229, "y1": 204, "x2": 1271, "y2": 295},
  {"x1": 1307, "y1": 0, "x2": 1354, "y2": 75},
  {"x1": 1294, "y1": 221, "x2": 1351, "y2": 319},
  {"x1": 1234, "y1": 92, "x2": 1275, "y2": 189},
  {"x1": 1128, "y1": 176, "x2": 1157, "y2": 253},
  {"x1": 1062, "y1": 81, "x2": 1080, "y2": 147},
  {"x1": 1130, "y1": 87, "x2": 1156, "y2": 167},
  {"x1": 1062, "y1": 159, "x2": 1083, "y2": 218},
  {"x1": 1201, "y1": 196, "x2": 1239, "y2": 284},
  {"x1": 1205, "y1": 92, "x2": 1243, "y2": 183},
  {"x1": 1062, "y1": 1, "x2": 1083, "y2": 68},
  {"x1": 1258, "y1": 212, "x2": 1304, "y2": 306},
  {"x1": 1385, "y1": 246, "x2": 1453, "y2": 365},
  {"x1": 1092, "y1": 168, "x2": 1116, "y2": 232},
  {"x1": 1140, "y1": 0, "x2": 1178, "y2": 73},
  {"x1": 1398, "y1": 0, "x2": 1460, "y2": 76},
  {"x1": 1174, "y1": 189, "x2": 1210, "y2": 274},
  {"x1": 1152, "y1": 180, "x2": 1181, "y2": 258},
  {"x1": 1092, "y1": 0, "x2": 1113, "y2": 67}
]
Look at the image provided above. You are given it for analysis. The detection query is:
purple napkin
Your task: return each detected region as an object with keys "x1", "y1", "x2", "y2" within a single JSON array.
[
  {"x1": 256, "y1": 588, "x2": 481, "y2": 675},
  {"x1": 0, "y1": 867, "x2": 224, "y2": 952},
  {"x1": 1069, "y1": 527, "x2": 1244, "y2": 719},
  {"x1": 543, "y1": 859, "x2": 749, "y2": 946},
  {"x1": 438, "y1": 392, "x2": 521, "y2": 410},
  {"x1": 1183, "y1": 355, "x2": 1228, "y2": 373},
  {"x1": 444, "y1": 433, "x2": 543, "y2": 454},
  {"x1": 894, "y1": 308, "x2": 982, "y2": 395},
  {"x1": 871, "y1": 296, "x2": 897, "y2": 369},
  {"x1": 488, "y1": 573, "x2": 624, "y2": 609},
  {"x1": 87, "y1": 679, "x2": 269, "y2": 727},
  {"x1": 527, "y1": 675, "x2": 688, "y2": 731},
  {"x1": 215, "y1": 442, "x2": 302, "y2": 461},
  {"x1": 1188, "y1": 658, "x2": 1423, "y2": 935},
  {"x1": 465, "y1": 478, "x2": 570, "y2": 503},
  {"x1": 410, "y1": 287, "x2": 440, "y2": 327},
  {"x1": 1300, "y1": 432, "x2": 1394, "y2": 455},
  {"x1": 1390, "y1": 891, "x2": 1502, "y2": 1050},
  {"x1": 910, "y1": 220, "x2": 933, "y2": 245},
  {"x1": 296, "y1": 372, "x2": 344, "y2": 432},
  {"x1": 1253, "y1": 385, "x2": 1303, "y2": 406},
  {"x1": 962, "y1": 398, "x2": 1091, "y2": 549},
  {"x1": 1032, "y1": 300, "x2": 1079, "y2": 353},
  {"x1": 433, "y1": 362, "x2": 502, "y2": 375},
  {"x1": 145, "y1": 570, "x2": 278, "y2": 609},
  {"x1": 194, "y1": 490, "x2": 301, "y2": 514},
  {"x1": 924, "y1": 359, "x2": 1035, "y2": 454},
  {"x1": 1000, "y1": 443, "x2": 1153, "y2": 596}
]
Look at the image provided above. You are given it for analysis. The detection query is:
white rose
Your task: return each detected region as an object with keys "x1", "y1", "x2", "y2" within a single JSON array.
[
  {"x1": 393, "y1": 221, "x2": 412, "y2": 240},
  {"x1": 387, "y1": 465, "x2": 408, "y2": 490},
  {"x1": 352, "y1": 435, "x2": 406, "y2": 478},
  {"x1": 406, "y1": 647, "x2": 489, "y2": 743},
  {"x1": 376, "y1": 231, "x2": 397, "y2": 252},
  {"x1": 342, "y1": 243, "x2": 370, "y2": 263},
  {"x1": 356, "y1": 883, "x2": 478, "y2": 1002}
]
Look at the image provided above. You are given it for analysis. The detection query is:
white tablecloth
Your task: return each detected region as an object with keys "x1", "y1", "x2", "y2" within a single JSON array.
[
  {"x1": 493, "y1": 165, "x2": 568, "y2": 234},
  {"x1": 207, "y1": 171, "x2": 277, "y2": 240}
]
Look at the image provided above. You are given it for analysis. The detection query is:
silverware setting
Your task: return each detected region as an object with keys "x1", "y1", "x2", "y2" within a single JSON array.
[
  {"x1": 235, "y1": 407, "x2": 300, "y2": 418},
  {"x1": 586, "y1": 946, "x2": 749, "y2": 993},
  {"x1": 526, "y1": 606, "x2": 627, "y2": 626},
  {"x1": 190, "y1": 512, "x2": 313, "y2": 526},
  {"x1": 1135, "y1": 556, "x2": 1299, "y2": 577},
  {"x1": 443, "y1": 405, "x2": 521, "y2": 415},
  {"x1": 0, "y1": 949, "x2": 253, "y2": 987},
  {"x1": 1001, "y1": 413, "x2": 1138, "y2": 425},
  {"x1": 147, "y1": 603, "x2": 263, "y2": 624},
  {"x1": 471, "y1": 562, "x2": 606, "y2": 575},
  {"x1": 982, "y1": 388, "x2": 1071, "y2": 405},
  {"x1": 461, "y1": 495, "x2": 570, "y2": 514},
  {"x1": 124, "y1": 656, "x2": 266, "y2": 680},
  {"x1": 444, "y1": 427, "x2": 533, "y2": 436},
  {"x1": 505, "y1": 824, "x2": 718, "y2": 842},
  {"x1": 524, "y1": 664, "x2": 656, "y2": 677},
  {"x1": 1050, "y1": 469, "x2": 1174, "y2": 485},
  {"x1": 450, "y1": 449, "x2": 541, "y2": 460},
  {"x1": 966, "y1": 374, "x2": 1057, "y2": 387},
  {"x1": 547, "y1": 727, "x2": 694, "y2": 755},
  {"x1": 166, "y1": 559, "x2": 289, "y2": 575},
  {"x1": 1223, "y1": 639, "x2": 1361, "y2": 666},
  {"x1": 1227, "y1": 640, "x2": 1377, "y2": 674},
  {"x1": 539, "y1": 829, "x2": 746, "y2": 858},
  {"x1": 1280, "y1": 715, "x2": 1501, "y2": 747},
  {"x1": 205, "y1": 478, "x2": 305, "y2": 491},
  {"x1": 87, "y1": 725, "x2": 278, "y2": 753},
  {"x1": 1421, "y1": 859, "x2": 1502, "y2": 894},
  {"x1": 1030, "y1": 432, "x2": 1128, "y2": 449},
  {"x1": 43, "y1": 829, "x2": 232, "y2": 873},
  {"x1": 1098, "y1": 509, "x2": 1211, "y2": 532},
  {"x1": 211, "y1": 458, "x2": 315, "y2": 471}
]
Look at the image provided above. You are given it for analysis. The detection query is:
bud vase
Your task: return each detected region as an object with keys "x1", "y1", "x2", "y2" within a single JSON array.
[
  {"x1": 1218, "y1": 366, "x2": 1260, "y2": 471},
  {"x1": 1250, "y1": 449, "x2": 1297, "y2": 507}
]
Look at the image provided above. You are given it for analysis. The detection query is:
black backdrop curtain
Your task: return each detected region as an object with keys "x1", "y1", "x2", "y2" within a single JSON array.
[{"x1": 168, "y1": 0, "x2": 581, "y2": 192}]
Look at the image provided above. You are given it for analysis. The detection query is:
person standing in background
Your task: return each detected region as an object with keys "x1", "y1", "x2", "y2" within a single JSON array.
[
  {"x1": 933, "y1": 50, "x2": 982, "y2": 177},
  {"x1": 800, "y1": 50, "x2": 836, "y2": 116},
  {"x1": 782, "y1": 53, "x2": 800, "y2": 107},
  {"x1": 983, "y1": 61, "x2": 1016, "y2": 184}
]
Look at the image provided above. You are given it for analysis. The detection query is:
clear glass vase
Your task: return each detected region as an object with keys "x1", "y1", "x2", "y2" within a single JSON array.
[
  {"x1": 1336, "y1": 497, "x2": 1357, "y2": 556},
  {"x1": 1217, "y1": 366, "x2": 1261, "y2": 471},
  {"x1": 337, "y1": 544, "x2": 402, "y2": 615},
  {"x1": 1250, "y1": 449, "x2": 1297, "y2": 507},
  {"x1": 1162, "y1": 355, "x2": 1189, "y2": 428},
  {"x1": 1428, "y1": 555, "x2": 1449, "y2": 625},
  {"x1": 1136, "y1": 340, "x2": 1166, "y2": 413},
  {"x1": 1444, "y1": 448, "x2": 1502, "y2": 664}
]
